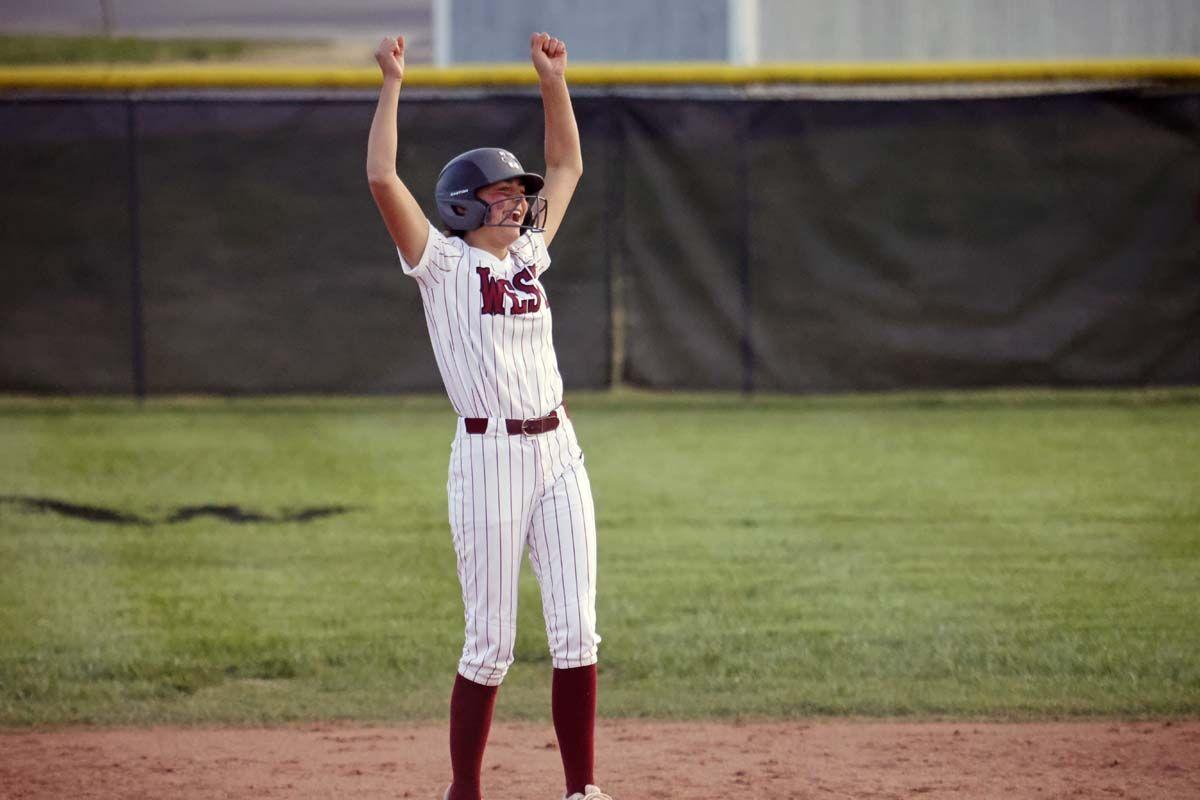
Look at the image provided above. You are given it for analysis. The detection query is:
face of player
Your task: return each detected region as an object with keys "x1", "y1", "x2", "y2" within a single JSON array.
[
  {"x1": 465, "y1": 178, "x2": 530, "y2": 256},
  {"x1": 478, "y1": 178, "x2": 530, "y2": 226}
]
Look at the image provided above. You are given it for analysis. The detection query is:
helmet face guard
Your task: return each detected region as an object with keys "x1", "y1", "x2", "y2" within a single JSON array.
[
  {"x1": 481, "y1": 194, "x2": 548, "y2": 233},
  {"x1": 435, "y1": 147, "x2": 546, "y2": 233}
]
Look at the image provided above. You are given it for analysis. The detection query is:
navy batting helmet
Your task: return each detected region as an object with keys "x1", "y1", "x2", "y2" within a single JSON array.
[{"x1": 435, "y1": 148, "x2": 546, "y2": 233}]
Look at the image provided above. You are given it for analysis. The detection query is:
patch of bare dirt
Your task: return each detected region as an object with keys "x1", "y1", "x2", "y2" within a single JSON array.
[{"x1": 2, "y1": 719, "x2": 1197, "y2": 799}]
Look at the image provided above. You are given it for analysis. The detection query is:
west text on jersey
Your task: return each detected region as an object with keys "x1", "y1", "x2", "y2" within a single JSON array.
[{"x1": 477, "y1": 266, "x2": 544, "y2": 316}]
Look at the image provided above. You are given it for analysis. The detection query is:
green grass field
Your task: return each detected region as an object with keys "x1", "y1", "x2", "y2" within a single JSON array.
[
  {"x1": 1, "y1": 390, "x2": 1198, "y2": 726},
  {"x1": 0, "y1": 34, "x2": 260, "y2": 65}
]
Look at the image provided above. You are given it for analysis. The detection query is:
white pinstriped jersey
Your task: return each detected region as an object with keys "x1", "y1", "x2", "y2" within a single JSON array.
[{"x1": 399, "y1": 222, "x2": 564, "y2": 420}]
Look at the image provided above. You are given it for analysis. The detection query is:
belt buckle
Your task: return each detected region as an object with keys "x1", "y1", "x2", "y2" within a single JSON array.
[{"x1": 521, "y1": 416, "x2": 538, "y2": 436}]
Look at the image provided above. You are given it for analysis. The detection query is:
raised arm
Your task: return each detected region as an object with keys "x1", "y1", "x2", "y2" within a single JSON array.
[
  {"x1": 367, "y1": 35, "x2": 429, "y2": 265},
  {"x1": 530, "y1": 32, "x2": 583, "y2": 248}
]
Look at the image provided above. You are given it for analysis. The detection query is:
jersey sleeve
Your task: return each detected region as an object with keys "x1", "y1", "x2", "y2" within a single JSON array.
[
  {"x1": 509, "y1": 231, "x2": 552, "y2": 277},
  {"x1": 397, "y1": 222, "x2": 463, "y2": 284}
]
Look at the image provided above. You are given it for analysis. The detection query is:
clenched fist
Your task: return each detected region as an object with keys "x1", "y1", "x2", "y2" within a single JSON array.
[
  {"x1": 375, "y1": 35, "x2": 405, "y2": 81},
  {"x1": 531, "y1": 32, "x2": 567, "y2": 80}
]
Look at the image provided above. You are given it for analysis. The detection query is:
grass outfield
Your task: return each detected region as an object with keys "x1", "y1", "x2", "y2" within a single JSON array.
[
  {"x1": 1, "y1": 389, "x2": 1198, "y2": 726},
  {"x1": 0, "y1": 34, "x2": 257, "y2": 64}
]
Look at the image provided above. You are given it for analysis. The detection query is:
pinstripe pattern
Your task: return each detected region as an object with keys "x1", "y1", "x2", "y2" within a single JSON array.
[
  {"x1": 400, "y1": 222, "x2": 561, "y2": 421},
  {"x1": 404, "y1": 220, "x2": 598, "y2": 687},
  {"x1": 446, "y1": 415, "x2": 599, "y2": 685}
]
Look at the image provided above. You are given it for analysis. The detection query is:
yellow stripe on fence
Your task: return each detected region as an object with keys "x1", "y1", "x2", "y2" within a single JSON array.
[{"x1": 2, "y1": 59, "x2": 1199, "y2": 90}]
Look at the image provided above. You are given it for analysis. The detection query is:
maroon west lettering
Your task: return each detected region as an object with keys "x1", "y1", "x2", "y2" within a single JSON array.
[{"x1": 477, "y1": 266, "x2": 543, "y2": 316}]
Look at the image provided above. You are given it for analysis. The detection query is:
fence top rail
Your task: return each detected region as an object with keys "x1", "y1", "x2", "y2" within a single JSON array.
[{"x1": 2, "y1": 59, "x2": 1200, "y2": 91}]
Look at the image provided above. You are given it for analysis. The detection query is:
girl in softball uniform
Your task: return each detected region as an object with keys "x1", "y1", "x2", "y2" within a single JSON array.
[{"x1": 367, "y1": 31, "x2": 611, "y2": 800}]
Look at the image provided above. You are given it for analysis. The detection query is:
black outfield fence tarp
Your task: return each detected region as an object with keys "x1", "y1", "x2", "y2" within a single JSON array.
[
  {"x1": 2, "y1": 89, "x2": 1198, "y2": 395},
  {"x1": 1, "y1": 101, "x2": 136, "y2": 394}
]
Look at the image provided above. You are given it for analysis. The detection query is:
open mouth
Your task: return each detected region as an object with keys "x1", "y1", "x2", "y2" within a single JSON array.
[{"x1": 484, "y1": 195, "x2": 544, "y2": 230}]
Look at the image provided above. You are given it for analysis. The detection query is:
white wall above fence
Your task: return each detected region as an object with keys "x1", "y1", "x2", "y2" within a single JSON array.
[
  {"x1": 435, "y1": 0, "x2": 1200, "y2": 64},
  {"x1": 759, "y1": 0, "x2": 1200, "y2": 62}
]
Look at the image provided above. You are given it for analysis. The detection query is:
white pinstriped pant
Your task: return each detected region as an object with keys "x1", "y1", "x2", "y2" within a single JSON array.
[{"x1": 447, "y1": 412, "x2": 600, "y2": 686}]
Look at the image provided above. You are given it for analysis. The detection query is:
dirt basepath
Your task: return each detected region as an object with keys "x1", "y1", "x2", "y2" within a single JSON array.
[{"x1": 3, "y1": 719, "x2": 1197, "y2": 799}]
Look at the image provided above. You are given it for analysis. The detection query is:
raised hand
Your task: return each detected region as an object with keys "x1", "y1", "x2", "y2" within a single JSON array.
[
  {"x1": 530, "y1": 32, "x2": 567, "y2": 80},
  {"x1": 375, "y1": 35, "x2": 405, "y2": 81}
]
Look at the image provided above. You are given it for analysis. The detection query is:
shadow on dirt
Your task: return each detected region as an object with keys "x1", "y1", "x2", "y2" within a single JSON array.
[{"x1": 0, "y1": 496, "x2": 354, "y2": 525}]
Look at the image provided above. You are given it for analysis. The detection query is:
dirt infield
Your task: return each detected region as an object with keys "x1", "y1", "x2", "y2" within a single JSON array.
[{"x1": 2, "y1": 719, "x2": 1197, "y2": 799}]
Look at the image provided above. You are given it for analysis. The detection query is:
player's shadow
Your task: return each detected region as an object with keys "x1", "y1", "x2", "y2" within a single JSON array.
[{"x1": 0, "y1": 495, "x2": 353, "y2": 526}]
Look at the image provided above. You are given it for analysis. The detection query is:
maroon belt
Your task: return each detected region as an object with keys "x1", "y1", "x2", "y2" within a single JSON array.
[{"x1": 464, "y1": 409, "x2": 560, "y2": 436}]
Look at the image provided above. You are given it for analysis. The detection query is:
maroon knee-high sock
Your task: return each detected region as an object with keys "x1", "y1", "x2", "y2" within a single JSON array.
[
  {"x1": 552, "y1": 664, "x2": 597, "y2": 795},
  {"x1": 447, "y1": 673, "x2": 499, "y2": 800}
]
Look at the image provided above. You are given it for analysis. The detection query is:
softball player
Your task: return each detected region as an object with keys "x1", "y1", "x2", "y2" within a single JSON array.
[{"x1": 367, "y1": 32, "x2": 612, "y2": 800}]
